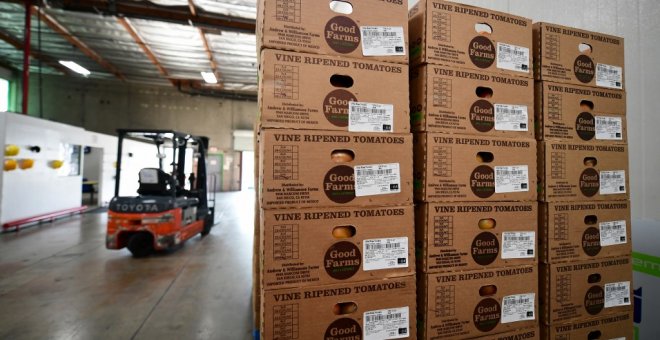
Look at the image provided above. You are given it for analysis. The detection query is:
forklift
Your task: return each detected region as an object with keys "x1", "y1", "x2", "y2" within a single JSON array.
[{"x1": 106, "y1": 129, "x2": 216, "y2": 257}]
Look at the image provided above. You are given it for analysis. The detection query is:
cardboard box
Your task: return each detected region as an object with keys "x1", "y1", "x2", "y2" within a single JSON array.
[
  {"x1": 259, "y1": 49, "x2": 409, "y2": 132},
  {"x1": 542, "y1": 312, "x2": 633, "y2": 340},
  {"x1": 476, "y1": 327, "x2": 540, "y2": 340},
  {"x1": 533, "y1": 22, "x2": 625, "y2": 89},
  {"x1": 253, "y1": 127, "x2": 262, "y2": 331},
  {"x1": 260, "y1": 205, "x2": 415, "y2": 290},
  {"x1": 540, "y1": 201, "x2": 632, "y2": 264},
  {"x1": 414, "y1": 133, "x2": 537, "y2": 202},
  {"x1": 410, "y1": 64, "x2": 534, "y2": 138},
  {"x1": 261, "y1": 276, "x2": 416, "y2": 339},
  {"x1": 418, "y1": 266, "x2": 538, "y2": 339},
  {"x1": 538, "y1": 141, "x2": 629, "y2": 202},
  {"x1": 535, "y1": 81, "x2": 627, "y2": 143},
  {"x1": 409, "y1": 0, "x2": 532, "y2": 77},
  {"x1": 540, "y1": 257, "x2": 632, "y2": 325},
  {"x1": 259, "y1": 129, "x2": 413, "y2": 209},
  {"x1": 257, "y1": 0, "x2": 408, "y2": 64},
  {"x1": 416, "y1": 202, "x2": 538, "y2": 273}
]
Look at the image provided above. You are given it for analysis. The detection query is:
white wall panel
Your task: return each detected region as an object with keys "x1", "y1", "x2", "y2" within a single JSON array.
[{"x1": 639, "y1": 0, "x2": 660, "y2": 220}]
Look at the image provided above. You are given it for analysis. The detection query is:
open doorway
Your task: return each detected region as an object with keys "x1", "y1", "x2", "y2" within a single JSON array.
[
  {"x1": 241, "y1": 151, "x2": 254, "y2": 191},
  {"x1": 82, "y1": 146, "x2": 103, "y2": 206}
]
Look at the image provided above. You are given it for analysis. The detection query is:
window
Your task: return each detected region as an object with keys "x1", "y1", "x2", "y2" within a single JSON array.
[{"x1": 0, "y1": 78, "x2": 8, "y2": 112}]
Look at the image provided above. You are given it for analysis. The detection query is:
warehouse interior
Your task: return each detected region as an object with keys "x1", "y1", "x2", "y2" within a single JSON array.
[{"x1": 0, "y1": 0, "x2": 659, "y2": 339}]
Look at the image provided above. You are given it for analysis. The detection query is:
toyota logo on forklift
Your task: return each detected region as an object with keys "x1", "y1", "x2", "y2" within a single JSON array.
[
  {"x1": 106, "y1": 129, "x2": 217, "y2": 258},
  {"x1": 115, "y1": 203, "x2": 159, "y2": 213}
]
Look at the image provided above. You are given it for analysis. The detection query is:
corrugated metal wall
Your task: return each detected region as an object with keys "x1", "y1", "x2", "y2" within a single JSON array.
[{"x1": 411, "y1": 0, "x2": 660, "y2": 221}]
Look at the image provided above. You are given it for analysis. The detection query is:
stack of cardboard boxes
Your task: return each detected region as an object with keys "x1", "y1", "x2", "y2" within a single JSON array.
[
  {"x1": 255, "y1": 0, "x2": 417, "y2": 338},
  {"x1": 534, "y1": 23, "x2": 633, "y2": 339},
  {"x1": 409, "y1": 1, "x2": 540, "y2": 338}
]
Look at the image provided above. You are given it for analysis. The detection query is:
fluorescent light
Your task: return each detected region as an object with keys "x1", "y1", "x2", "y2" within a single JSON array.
[
  {"x1": 59, "y1": 61, "x2": 90, "y2": 76},
  {"x1": 201, "y1": 71, "x2": 217, "y2": 84}
]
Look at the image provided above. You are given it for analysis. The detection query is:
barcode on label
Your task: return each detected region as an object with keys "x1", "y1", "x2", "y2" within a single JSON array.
[
  {"x1": 365, "y1": 313, "x2": 402, "y2": 322},
  {"x1": 499, "y1": 45, "x2": 526, "y2": 56},
  {"x1": 602, "y1": 173, "x2": 623, "y2": 179},
  {"x1": 497, "y1": 169, "x2": 524, "y2": 175},
  {"x1": 602, "y1": 224, "x2": 623, "y2": 231},
  {"x1": 504, "y1": 235, "x2": 531, "y2": 241},
  {"x1": 365, "y1": 243, "x2": 402, "y2": 250},
  {"x1": 496, "y1": 107, "x2": 524, "y2": 115},
  {"x1": 598, "y1": 64, "x2": 619, "y2": 74},
  {"x1": 353, "y1": 107, "x2": 387, "y2": 114},
  {"x1": 356, "y1": 169, "x2": 394, "y2": 176},
  {"x1": 364, "y1": 31, "x2": 398, "y2": 37},
  {"x1": 607, "y1": 285, "x2": 628, "y2": 292},
  {"x1": 505, "y1": 297, "x2": 530, "y2": 305}
]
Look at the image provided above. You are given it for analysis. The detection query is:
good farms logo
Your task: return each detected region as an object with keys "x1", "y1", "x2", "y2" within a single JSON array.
[
  {"x1": 470, "y1": 165, "x2": 495, "y2": 198},
  {"x1": 323, "y1": 90, "x2": 357, "y2": 127},
  {"x1": 324, "y1": 241, "x2": 361, "y2": 280},
  {"x1": 469, "y1": 36, "x2": 496, "y2": 68},
  {"x1": 574, "y1": 55, "x2": 595, "y2": 83},
  {"x1": 324, "y1": 165, "x2": 356, "y2": 203},
  {"x1": 324, "y1": 16, "x2": 360, "y2": 54}
]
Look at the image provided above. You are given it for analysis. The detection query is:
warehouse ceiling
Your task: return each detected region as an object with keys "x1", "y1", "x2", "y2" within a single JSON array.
[{"x1": 0, "y1": 0, "x2": 258, "y2": 98}]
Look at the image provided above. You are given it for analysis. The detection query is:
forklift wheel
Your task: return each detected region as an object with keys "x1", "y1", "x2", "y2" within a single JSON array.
[
  {"x1": 200, "y1": 217, "x2": 213, "y2": 237},
  {"x1": 127, "y1": 233, "x2": 154, "y2": 258},
  {"x1": 200, "y1": 224, "x2": 212, "y2": 237}
]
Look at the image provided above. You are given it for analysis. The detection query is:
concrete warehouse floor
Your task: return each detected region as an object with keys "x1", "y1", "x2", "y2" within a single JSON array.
[{"x1": 0, "y1": 191, "x2": 255, "y2": 340}]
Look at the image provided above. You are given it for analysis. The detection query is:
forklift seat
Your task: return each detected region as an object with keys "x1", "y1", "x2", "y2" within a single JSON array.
[{"x1": 137, "y1": 168, "x2": 175, "y2": 196}]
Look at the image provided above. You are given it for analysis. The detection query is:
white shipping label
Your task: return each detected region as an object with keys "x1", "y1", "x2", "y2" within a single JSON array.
[
  {"x1": 596, "y1": 63, "x2": 623, "y2": 89},
  {"x1": 354, "y1": 163, "x2": 401, "y2": 197},
  {"x1": 501, "y1": 293, "x2": 535, "y2": 323},
  {"x1": 363, "y1": 237, "x2": 409, "y2": 271},
  {"x1": 495, "y1": 165, "x2": 529, "y2": 193},
  {"x1": 495, "y1": 104, "x2": 529, "y2": 131},
  {"x1": 609, "y1": 338, "x2": 626, "y2": 340},
  {"x1": 599, "y1": 220, "x2": 627, "y2": 247},
  {"x1": 596, "y1": 116, "x2": 623, "y2": 140},
  {"x1": 604, "y1": 281, "x2": 631, "y2": 308},
  {"x1": 600, "y1": 170, "x2": 626, "y2": 195},
  {"x1": 501, "y1": 232, "x2": 536, "y2": 259},
  {"x1": 363, "y1": 307, "x2": 410, "y2": 340},
  {"x1": 349, "y1": 102, "x2": 394, "y2": 133},
  {"x1": 497, "y1": 42, "x2": 530, "y2": 73},
  {"x1": 360, "y1": 26, "x2": 406, "y2": 56}
]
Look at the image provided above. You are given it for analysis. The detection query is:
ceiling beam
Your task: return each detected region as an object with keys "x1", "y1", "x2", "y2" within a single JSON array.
[
  {"x1": 53, "y1": 0, "x2": 256, "y2": 34},
  {"x1": 0, "y1": 29, "x2": 71, "y2": 75},
  {"x1": 199, "y1": 29, "x2": 222, "y2": 88},
  {"x1": 175, "y1": 79, "x2": 257, "y2": 101},
  {"x1": 117, "y1": 17, "x2": 176, "y2": 86},
  {"x1": 32, "y1": 6, "x2": 126, "y2": 81},
  {"x1": 187, "y1": 0, "x2": 197, "y2": 17}
]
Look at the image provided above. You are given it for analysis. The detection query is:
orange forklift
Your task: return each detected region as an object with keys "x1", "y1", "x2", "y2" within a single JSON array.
[{"x1": 106, "y1": 129, "x2": 215, "y2": 257}]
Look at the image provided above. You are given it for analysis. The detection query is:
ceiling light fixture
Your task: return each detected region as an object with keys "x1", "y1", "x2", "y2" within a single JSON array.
[
  {"x1": 58, "y1": 61, "x2": 91, "y2": 76},
  {"x1": 201, "y1": 71, "x2": 218, "y2": 84}
]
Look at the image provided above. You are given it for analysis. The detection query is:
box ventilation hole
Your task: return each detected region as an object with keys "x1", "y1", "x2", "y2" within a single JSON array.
[
  {"x1": 332, "y1": 226, "x2": 356, "y2": 239},
  {"x1": 331, "y1": 150, "x2": 355, "y2": 163},
  {"x1": 329, "y1": 1, "x2": 353, "y2": 15},
  {"x1": 475, "y1": 23, "x2": 493, "y2": 35},
  {"x1": 333, "y1": 302, "x2": 358, "y2": 315}
]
